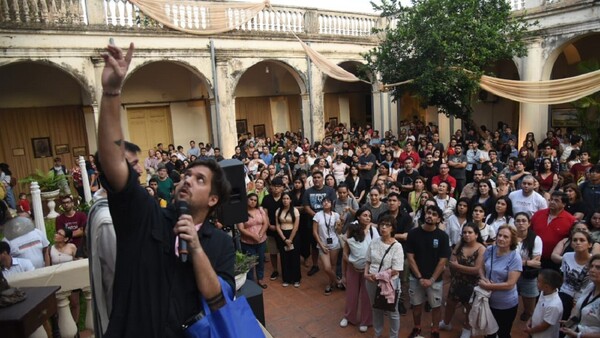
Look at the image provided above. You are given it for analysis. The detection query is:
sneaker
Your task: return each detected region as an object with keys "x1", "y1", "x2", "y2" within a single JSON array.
[
  {"x1": 339, "y1": 318, "x2": 348, "y2": 327},
  {"x1": 282, "y1": 282, "x2": 290, "y2": 287},
  {"x1": 293, "y1": 282, "x2": 300, "y2": 288},
  {"x1": 398, "y1": 302, "x2": 407, "y2": 316},
  {"x1": 359, "y1": 325, "x2": 368, "y2": 333},
  {"x1": 431, "y1": 331, "x2": 440, "y2": 338},
  {"x1": 408, "y1": 327, "x2": 421, "y2": 338},
  {"x1": 324, "y1": 285, "x2": 333, "y2": 295},
  {"x1": 307, "y1": 266, "x2": 319, "y2": 276},
  {"x1": 460, "y1": 328, "x2": 471, "y2": 338},
  {"x1": 438, "y1": 321, "x2": 452, "y2": 331},
  {"x1": 269, "y1": 271, "x2": 279, "y2": 280}
]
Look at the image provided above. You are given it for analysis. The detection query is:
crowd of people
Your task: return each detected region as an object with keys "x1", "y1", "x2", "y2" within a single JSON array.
[{"x1": 132, "y1": 118, "x2": 600, "y2": 338}]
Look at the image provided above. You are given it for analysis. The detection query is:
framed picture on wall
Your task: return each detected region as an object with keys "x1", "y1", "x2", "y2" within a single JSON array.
[
  {"x1": 12, "y1": 148, "x2": 25, "y2": 156},
  {"x1": 31, "y1": 137, "x2": 52, "y2": 158},
  {"x1": 73, "y1": 146, "x2": 87, "y2": 158},
  {"x1": 551, "y1": 108, "x2": 580, "y2": 127},
  {"x1": 329, "y1": 117, "x2": 338, "y2": 127},
  {"x1": 253, "y1": 124, "x2": 266, "y2": 138},
  {"x1": 236, "y1": 119, "x2": 248, "y2": 135},
  {"x1": 55, "y1": 144, "x2": 69, "y2": 155}
]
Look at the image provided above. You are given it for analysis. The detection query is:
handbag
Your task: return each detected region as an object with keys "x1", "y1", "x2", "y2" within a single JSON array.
[
  {"x1": 183, "y1": 277, "x2": 265, "y2": 338},
  {"x1": 522, "y1": 266, "x2": 539, "y2": 279},
  {"x1": 372, "y1": 242, "x2": 398, "y2": 312}
]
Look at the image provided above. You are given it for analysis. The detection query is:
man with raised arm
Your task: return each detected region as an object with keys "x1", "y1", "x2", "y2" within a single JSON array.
[{"x1": 97, "y1": 41, "x2": 234, "y2": 338}]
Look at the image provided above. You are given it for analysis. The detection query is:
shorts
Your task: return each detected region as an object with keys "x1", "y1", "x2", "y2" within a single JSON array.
[
  {"x1": 408, "y1": 276, "x2": 444, "y2": 308},
  {"x1": 517, "y1": 276, "x2": 539, "y2": 298},
  {"x1": 267, "y1": 236, "x2": 279, "y2": 255}
]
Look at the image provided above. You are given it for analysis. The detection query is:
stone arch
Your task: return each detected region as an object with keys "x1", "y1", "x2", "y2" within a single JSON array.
[
  {"x1": 233, "y1": 59, "x2": 306, "y2": 138},
  {"x1": 120, "y1": 60, "x2": 215, "y2": 176},
  {"x1": 322, "y1": 60, "x2": 374, "y2": 130}
]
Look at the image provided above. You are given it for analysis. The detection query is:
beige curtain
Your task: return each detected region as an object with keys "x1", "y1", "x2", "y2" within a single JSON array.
[
  {"x1": 129, "y1": 0, "x2": 268, "y2": 35},
  {"x1": 297, "y1": 38, "x2": 362, "y2": 83}
]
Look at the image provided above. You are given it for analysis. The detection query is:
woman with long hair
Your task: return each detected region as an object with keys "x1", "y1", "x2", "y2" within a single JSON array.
[
  {"x1": 536, "y1": 158, "x2": 559, "y2": 193},
  {"x1": 408, "y1": 176, "x2": 426, "y2": 213},
  {"x1": 371, "y1": 163, "x2": 394, "y2": 188},
  {"x1": 325, "y1": 174, "x2": 338, "y2": 190},
  {"x1": 518, "y1": 148, "x2": 536, "y2": 172},
  {"x1": 294, "y1": 153, "x2": 311, "y2": 177},
  {"x1": 479, "y1": 225, "x2": 522, "y2": 338},
  {"x1": 470, "y1": 179, "x2": 496, "y2": 215},
  {"x1": 248, "y1": 178, "x2": 269, "y2": 206},
  {"x1": 365, "y1": 187, "x2": 389, "y2": 223},
  {"x1": 434, "y1": 181, "x2": 457, "y2": 220},
  {"x1": 590, "y1": 209, "x2": 600, "y2": 244},
  {"x1": 275, "y1": 192, "x2": 301, "y2": 287},
  {"x1": 514, "y1": 212, "x2": 543, "y2": 321},
  {"x1": 344, "y1": 165, "x2": 367, "y2": 204},
  {"x1": 237, "y1": 193, "x2": 269, "y2": 289},
  {"x1": 495, "y1": 173, "x2": 512, "y2": 198},
  {"x1": 439, "y1": 223, "x2": 486, "y2": 337},
  {"x1": 445, "y1": 198, "x2": 471, "y2": 248},
  {"x1": 412, "y1": 194, "x2": 436, "y2": 228},
  {"x1": 364, "y1": 215, "x2": 404, "y2": 338},
  {"x1": 472, "y1": 203, "x2": 495, "y2": 245},
  {"x1": 340, "y1": 208, "x2": 380, "y2": 333},
  {"x1": 552, "y1": 222, "x2": 600, "y2": 266},
  {"x1": 559, "y1": 229, "x2": 593, "y2": 320},
  {"x1": 563, "y1": 183, "x2": 586, "y2": 220},
  {"x1": 559, "y1": 254, "x2": 600, "y2": 338},
  {"x1": 313, "y1": 197, "x2": 342, "y2": 295},
  {"x1": 485, "y1": 196, "x2": 514, "y2": 234}
]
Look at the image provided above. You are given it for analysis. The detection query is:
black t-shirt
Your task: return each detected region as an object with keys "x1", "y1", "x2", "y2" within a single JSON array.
[
  {"x1": 405, "y1": 225, "x2": 451, "y2": 281},
  {"x1": 397, "y1": 170, "x2": 420, "y2": 199},
  {"x1": 101, "y1": 166, "x2": 234, "y2": 338},
  {"x1": 261, "y1": 194, "x2": 284, "y2": 236},
  {"x1": 419, "y1": 164, "x2": 439, "y2": 191}
]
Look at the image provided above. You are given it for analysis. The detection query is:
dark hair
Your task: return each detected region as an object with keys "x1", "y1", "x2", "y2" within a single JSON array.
[
  {"x1": 539, "y1": 269, "x2": 563, "y2": 290},
  {"x1": 0, "y1": 241, "x2": 10, "y2": 254},
  {"x1": 124, "y1": 141, "x2": 141, "y2": 154},
  {"x1": 455, "y1": 197, "x2": 471, "y2": 217},
  {"x1": 514, "y1": 212, "x2": 537, "y2": 259},
  {"x1": 347, "y1": 220, "x2": 365, "y2": 243},
  {"x1": 276, "y1": 192, "x2": 296, "y2": 225},
  {"x1": 425, "y1": 204, "x2": 443, "y2": 221},
  {"x1": 563, "y1": 183, "x2": 582, "y2": 202},
  {"x1": 378, "y1": 214, "x2": 397, "y2": 235},
  {"x1": 354, "y1": 207, "x2": 372, "y2": 224},
  {"x1": 188, "y1": 159, "x2": 231, "y2": 213},
  {"x1": 551, "y1": 191, "x2": 569, "y2": 205},
  {"x1": 58, "y1": 227, "x2": 73, "y2": 240},
  {"x1": 487, "y1": 196, "x2": 513, "y2": 225},
  {"x1": 455, "y1": 222, "x2": 484, "y2": 254}
]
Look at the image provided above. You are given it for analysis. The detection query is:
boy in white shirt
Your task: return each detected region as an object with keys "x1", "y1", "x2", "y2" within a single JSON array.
[{"x1": 525, "y1": 269, "x2": 563, "y2": 338}]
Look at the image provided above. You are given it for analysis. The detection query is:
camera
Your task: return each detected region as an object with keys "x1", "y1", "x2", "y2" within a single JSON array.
[{"x1": 326, "y1": 238, "x2": 333, "y2": 245}]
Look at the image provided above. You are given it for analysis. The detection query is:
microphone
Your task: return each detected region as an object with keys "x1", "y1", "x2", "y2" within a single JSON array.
[{"x1": 177, "y1": 200, "x2": 190, "y2": 263}]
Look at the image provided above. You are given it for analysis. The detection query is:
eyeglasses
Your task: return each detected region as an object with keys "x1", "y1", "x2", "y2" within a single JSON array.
[{"x1": 379, "y1": 223, "x2": 392, "y2": 228}]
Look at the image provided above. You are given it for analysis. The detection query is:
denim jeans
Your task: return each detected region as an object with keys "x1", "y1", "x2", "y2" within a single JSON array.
[{"x1": 241, "y1": 241, "x2": 266, "y2": 281}]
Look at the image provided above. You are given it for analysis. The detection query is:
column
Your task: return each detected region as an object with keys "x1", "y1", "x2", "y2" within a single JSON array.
[
  {"x1": 56, "y1": 291, "x2": 78, "y2": 338},
  {"x1": 309, "y1": 62, "x2": 325, "y2": 142},
  {"x1": 30, "y1": 182, "x2": 46, "y2": 239},
  {"x1": 79, "y1": 156, "x2": 92, "y2": 203},
  {"x1": 215, "y1": 61, "x2": 238, "y2": 158},
  {"x1": 83, "y1": 287, "x2": 94, "y2": 332},
  {"x1": 301, "y1": 94, "x2": 312, "y2": 142},
  {"x1": 518, "y1": 38, "x2": 548, "y2": 146}
]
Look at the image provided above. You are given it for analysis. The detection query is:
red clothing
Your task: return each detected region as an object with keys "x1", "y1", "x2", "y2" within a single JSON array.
[
  {"x1": 56, "y1": 211, "x2": 88, "y2": 249},
  {"x1": 398, "y1": 151, "x2": 421, "y2": 167},
  {"x1": 531, "y1": 208, "x2": 575, "y2": 259},
  {"x1": 18, "y1": 199, "x2": 31, "y2": 213},
  {"x1": 431, "y1": 174, "x2": 457, "y2": 190},
  {"x1": 536, "y1": 173, "x2": 555, "y2": 192},
  {"x1": 570, "y1": 163, "x2": 592, "y2": 182}
]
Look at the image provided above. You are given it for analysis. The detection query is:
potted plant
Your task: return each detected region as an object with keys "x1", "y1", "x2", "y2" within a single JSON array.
[
  {"x1": 19, "y1": 169, "x2": 69, "y2": 198},
  {"x1": 234, "y1": 251, "x2": 257, "y2": 290}
]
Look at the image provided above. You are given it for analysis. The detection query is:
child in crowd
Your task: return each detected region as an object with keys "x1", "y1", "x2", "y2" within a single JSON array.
[
  {"x1": 17, "y1": 192, "x2": 31, "y2": 215},
  {"x1": 524, "y1": 269, "x2": 563, "y2": 338}
]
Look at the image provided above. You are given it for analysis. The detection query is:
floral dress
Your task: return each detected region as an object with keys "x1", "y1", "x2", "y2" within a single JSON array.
[{"x1": 448, "y1": 246, "x2": 480, "y2": 303}]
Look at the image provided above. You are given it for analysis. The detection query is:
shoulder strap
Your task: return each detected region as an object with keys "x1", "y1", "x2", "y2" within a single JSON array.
[
  {"x1": 369, "y1": 226, "x2": 373, "y2": 239},
  {"x1": 377, "y1": 242, "x2": 396, "y2": 272}
]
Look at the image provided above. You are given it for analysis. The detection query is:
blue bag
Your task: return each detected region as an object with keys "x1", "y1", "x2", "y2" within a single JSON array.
[{"x1": 183, "y1": 278, "x2": 265, "y2": 338}]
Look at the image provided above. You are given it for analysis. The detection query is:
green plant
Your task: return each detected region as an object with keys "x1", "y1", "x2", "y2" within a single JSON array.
[
  {"x1": 19, "y1": 169, "x2": 69, "y2": 192},
  {"x1": 571, "y1": 59, "x2": 600, "y2": 162},
  {"x1": 234, "y1": 251, "x2": 257, "y2": 275}
]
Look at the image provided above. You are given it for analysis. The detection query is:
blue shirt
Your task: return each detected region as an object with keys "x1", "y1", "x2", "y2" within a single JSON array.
[
  {"x1": 484, "y1": 245, "x2": 522, "y2": 310},
  {"x1": 260, "y1": 153, "x2": 273, "y2": 165}
]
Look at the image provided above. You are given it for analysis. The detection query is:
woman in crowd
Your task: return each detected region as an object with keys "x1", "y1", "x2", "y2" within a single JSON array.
[
  {"x1": 559, "y1": 229, "x2": 593, "y2": 320},
  {"x1": 145, "y1": 184, "x2": 167, "y2": 208},
  {"x1": 248, "y1": 178, "x2": 269, "y2": 206},
  {"x1": 434, "y1": 181, "x2": 457, "y2": 220},
  {"x1": 413, "y1": 195, "x2": 436, "y2": 228},
  {"x1": 432, "y1": 148, "x2": 444, "y2": 166},
  {"x1": 275, "y1": 192, "x2": 301, "y2": 288},
  {"x1": 313, "y1": 197, "x2": 342, "y2": 295},
  {"x1": 50, "y1": 228, "x2": 80, "y2": 321},
  {"x1": 439, "y1": 223, "x2": 486, "y2": 338},
  {"x1": 238, "y1": 193, "x2": 269, "y2": 289},
  {"x1": 536, "y1": 158, "x2": 559, "y2": 193},
  {"x1": 524, "y1": 132, "x2": 538, "y2": 156},
  {"x1": 290, "y1": 177, "x2": 311, "y2": 264},
  {"x1": 484, "y1": 196, "x2": 514, "y2": 234},
  {"x1": 518, "y1": 147, "x2": 535, "y2": 172},
  {"x1": 325, "y1": 174, "x2": 337, "y2": 190},
  {"x1": 479, "y1": 225, "x2": 522, "y2": 338},
  {"x1": 276, "y1": 156, "x2": 293, "y2": 179},
  {"x1": 472, "y1": 203, "x2": 495, "y2": 245},
  {"x1": 564, "y1": 183, "x2": 586, "y2": 220},
  {"x1": 294, "y1": 153, "x2": 311, "y2": 177},
  {"x1": 407, "y1": 176, "x2": 426, "y2": 213},
  {"x1": 470, "y1": 179, "x2": 496, "y2": 215},
  {"x1": 514, "y1": 212, "x2": 543, "y2": 321},
  {"x1": 247, "y1": 150, "x2": 266, "y2": 177},
  {"x1": 560, "y1": 254, "x2": 600, "y2": 338},
  {"x1": 445, "y1": 198, "x2": 471, "y2": 248},
  {"x1": 340, "y1": 208, "x2": 380, "y2": 333},
  {"x1": 495, "y1": 173, "x2": 512, "y2": 198},
  {"x1": 589, "y1": 209, "x2": 600, "y2": 244},
  {"x1": 371, "y1": 163, "x2": 394, "y2": 188},
  {"x1": 553, "y1": 222, "x2": 600, "y2": 266},
  {"x1": 364, "y1": 215, "x2": 404, "y2": 338},
  {"x1": 365, "y1": 187, "x2": 389, "y2": 223},
  {"x1": 332, "y1": 155, "x2": 349, "y2": 185}
]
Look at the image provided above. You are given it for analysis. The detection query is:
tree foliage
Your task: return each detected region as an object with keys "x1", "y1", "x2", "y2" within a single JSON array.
[
  {"x1": 571, "y1": 59, "x2": 600, "y2": 161},
  {"x1": 364, "y1": 0, "x2": 536, "y2": 120}
]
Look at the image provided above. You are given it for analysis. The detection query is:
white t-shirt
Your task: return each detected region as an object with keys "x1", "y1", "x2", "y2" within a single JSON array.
[
  {"x1": 509, "y1": 190, "x2": 548, "y2": 217},
  {"x1": 478, "y1": 223, "x2": 496, "y2": 243},
  {"x1": 347, "y1": 226, "x2": 380, "y2": 270},
  {"x1": 531, "y1": 291, "x2": 563, "y2": 338},
  {"x1": 366, "y1": 238, "x2": 404, "y2": 275},
  {"x1": 560, "y1": 252, "x2": 589, "y2": 300},
  {"x1": 3, "y1": 257, "x2": 35, "y2": 277},
  {"x1": 485, "y1": 214, "x2": 514, "y2": 234},
  {"x1": 3, "y1": 229, "x2": 49, "y2": 269},
  {"x1": 313, "y1": 211, "x2": 341, "y2": 250},
  {"x1": 516, "y1": 235, "x2": 543, "y2": 260}
]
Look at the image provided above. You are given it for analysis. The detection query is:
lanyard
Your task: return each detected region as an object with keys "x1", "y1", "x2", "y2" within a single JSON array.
[{"x1": 325, "y1": 212, "x2": 333, "y2": 236}]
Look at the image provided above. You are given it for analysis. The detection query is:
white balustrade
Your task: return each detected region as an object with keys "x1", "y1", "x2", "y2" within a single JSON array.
[
  {"x1": 0, "y1": 0, "x2": 85, "y2": 24},
  {"x1": 7, "y1": 259, "x2": 93, "y2": 338},
  {"x1": 78, "y1": 155, "x2": 92, "y2": 204}
]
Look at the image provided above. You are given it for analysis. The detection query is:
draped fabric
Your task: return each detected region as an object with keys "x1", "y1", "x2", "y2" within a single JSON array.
[
  {"x1": 296, "y1": 38, "x2": 362, "y2": 83},
  {"x1": 128, "y1": 0, "x2": 268, "y2": 35}
]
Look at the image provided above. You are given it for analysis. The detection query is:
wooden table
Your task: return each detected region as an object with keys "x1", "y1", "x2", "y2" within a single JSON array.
[{"x1": 0, "y1": 286, "x2": 60, "y2": 338}]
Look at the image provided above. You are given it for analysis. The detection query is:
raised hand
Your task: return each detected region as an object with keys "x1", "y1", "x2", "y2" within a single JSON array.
[{"x1": 100, "y1": 41, "x2": 134, "y2": 92}]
